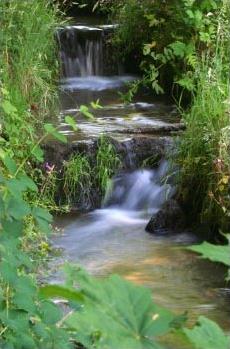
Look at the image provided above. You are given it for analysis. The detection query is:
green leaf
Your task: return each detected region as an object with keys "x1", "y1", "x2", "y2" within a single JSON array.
[
  {"x1": 0, "y1": 260, "x2": 18, "y2": 284},
  {"x1": 169, "y1": 41, "x2": 187, "y2": 58},
  {"x1": 65, "y1": 115, "x2": 78, "y2": 131},
  {"x1": 1, "y1": 100, "x2": 17, "y2": 115},
  {"x1": 1, "y1": 219, "x2": 23, "y2": 238},
  {"x1": 32, "y1": 206, "x2": 52, "y2": 223},
  {"x1": 64, "y1": 268, "x2": 176, "y2": 349},
  {"x1": 17, "y1": 175, "x2": 38, "y2": 192},
  {"x1": 39, "y1": 285, "x2": 84, "y2": 302},
  {"x1": 7, "y1": 176, "x2": 37, "y2": 198},
  {"x1": 44, "y1": 123, "x2": 67, "y2": 143},
  {"x1": 1, "y1": 156, "x2": 18, "y2": 175},
  {"x1": 7, "y1": 198, "x2": 31, "y2": 220},
  {"x1": 90, "y1": 99, "x2": 103, "y2": 109},
  {"x1": 188, "y1": 239, "x2": 230, "y2": 267},
  {"x1": 32, "y1": 207, "x2": 53, "y2": 233},
  {"x1": 0, "y1": 309, "x2": 30, "y2": 333},
  {"x1": 184, "y1": 316, "x2": 230, "y2": 349},
  {"x1": 79, "y1": 105, "x2": 94, "y2": 120},
  {"x1": 13, "y1": 276, "x2": 37, "y2": 312},
  {"x1": 39, "y1": 301, "x2": 62, "y2": 325},
  {"x1": 31, "y1": 145, "x2": 44, "y2": 162}
]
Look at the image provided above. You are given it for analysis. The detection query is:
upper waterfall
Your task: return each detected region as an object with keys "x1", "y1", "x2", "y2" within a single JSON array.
[{"x1": 57, "y1": 24, "x2": 119, "y2": 78}]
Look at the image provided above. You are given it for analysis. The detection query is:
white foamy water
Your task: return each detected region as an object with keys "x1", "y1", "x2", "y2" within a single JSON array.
[{"x1": 60, "y1": 75, "x2": 136, "y2": 91}]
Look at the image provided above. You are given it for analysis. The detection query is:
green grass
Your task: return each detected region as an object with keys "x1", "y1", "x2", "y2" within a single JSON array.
[
  {"x1": 96, "y1": 135, "x2": 121, "y2": 195},
  {"x1": 62, "y1": 136, "x2": 121, "y2": 206},
  {"x1": 0, "y1": 0, "x2": 63, "y2": 169},
  {"x1": 0, "y1": 0, "x2": 61, "y2": 116},
  {"x1": 175, "y1": 3, "x2": 230, "y2": 234},
  {"x1": 63, "y1": 154, "x2": 93, "y2": 205}
]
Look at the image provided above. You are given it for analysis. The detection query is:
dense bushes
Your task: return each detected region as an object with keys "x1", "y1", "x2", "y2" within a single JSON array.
[
  {"x1": 99, "y1": 0, "x2": 223, "y2": 95},
  {"x1": 175, "y1": 2, "x2": 230, "y2": 235},
  {"x1": 0, "y1": 0, "x2": 61, "y2": 167}
]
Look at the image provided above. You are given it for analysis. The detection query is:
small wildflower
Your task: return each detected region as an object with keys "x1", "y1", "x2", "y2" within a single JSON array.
[{"x1": 45, "y1": 162, "x2": 55, "y2": 174}]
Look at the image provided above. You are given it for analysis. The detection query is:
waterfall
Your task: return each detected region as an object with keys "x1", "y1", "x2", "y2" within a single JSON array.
[
  {"x1": 57, "y1": 25, "x2": 119, "y2": 78},
  {"x1": 104, "y1": 161, "x2": 174, "y2": 213}
]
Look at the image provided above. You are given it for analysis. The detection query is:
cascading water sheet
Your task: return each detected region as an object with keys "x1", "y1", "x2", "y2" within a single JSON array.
[{"x1": 57, "y1": 25, "x2": 104, "y2": 77}]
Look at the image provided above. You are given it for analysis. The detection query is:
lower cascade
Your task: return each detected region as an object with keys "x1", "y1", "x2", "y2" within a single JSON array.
[
  {"x1": 52, "y1": 162, "x2": 229, "y2": 329},
  {"x1": 104, "y1": 160, "x2": 174, "y2": 212}
]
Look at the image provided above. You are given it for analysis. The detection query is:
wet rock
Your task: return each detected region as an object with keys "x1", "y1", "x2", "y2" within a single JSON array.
[
  {"x1": 43, "y1": 136, "x2": 173, "y2": 172},
  {"x1": 113, "y1": 123, "x2": 185, "y2": 135},
  {"x1": 145, "y1": 199, "x2": 186, "y2": 234},
  {"x1": 113, "y1": 136, "x2": 173, "y2": 169}
]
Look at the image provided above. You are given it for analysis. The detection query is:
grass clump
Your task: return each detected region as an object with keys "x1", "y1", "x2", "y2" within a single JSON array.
[
  {"x1": 175, "y1": 3, "x2": 230, "y2": 235},
  {"x1": 63, "y1": 154, "x2": 93, "y2": 206},
  {"x1": 96, "y1": 135, "x2": 121, "y2": 195},
  {"x1": 0, "y1": 0, "x2": 60, "y2": 116},
  {"x1": 0, "y1": 0, "x2": 62, "y2": 169},
  {"x1": 62, "y1": 136, "x2": 121, "y2": 206}
]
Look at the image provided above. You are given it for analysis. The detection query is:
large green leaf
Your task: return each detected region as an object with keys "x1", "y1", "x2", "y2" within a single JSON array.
[
  {"x1": 184, "y1": 316, "x2": 230, "y2": 349},
  {"x1": 1, "y1": 155, "x2": 18, "y2": 175},
  {"x1": 63, "y1": 268, "x2": 178, "y2": 349},
  {"x1": 188, "y1": 239, "x2": 230, "y2": 267},
  {"x1": 7, "y1": 198, "x2": 31, "y2": 220},
  {"x1": 32, "y1": 206, "x2": 53, "y2": 233}
]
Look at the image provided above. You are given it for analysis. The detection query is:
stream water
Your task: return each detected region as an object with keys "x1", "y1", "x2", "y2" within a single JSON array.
[{"x1": 53, "y1": 17, "x2": 230, "y2": 347}]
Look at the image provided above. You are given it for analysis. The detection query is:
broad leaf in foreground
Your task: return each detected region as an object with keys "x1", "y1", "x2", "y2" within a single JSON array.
[
  {"x1": 188, "y1": 237, "x2": 230, "y2": 280},
  {"x1": 184, "y1": 316, "x2": 230, "y2": 349},
  {"x1": 63, "y1": 268, "x2": 179, "y2": 349}
]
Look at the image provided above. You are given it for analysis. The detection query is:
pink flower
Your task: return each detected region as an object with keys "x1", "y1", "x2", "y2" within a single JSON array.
[{"x1": 45, "y1": 162, "x2": 55, "y2": 174}]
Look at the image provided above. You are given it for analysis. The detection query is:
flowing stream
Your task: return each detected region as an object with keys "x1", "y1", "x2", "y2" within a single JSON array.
[{"x1": 53, "y1": 17, "x2": 230, "y2": 347}]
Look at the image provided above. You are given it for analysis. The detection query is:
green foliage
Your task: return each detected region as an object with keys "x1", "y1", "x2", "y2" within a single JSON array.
[
  {"x1": 80, "y1": 105, "x2": 95, "y2": 120},
  {"x1": 41, "y1": 265, "x2": 184, "y2": 349},
  {"x1": 184, "y1": 316, "x2": 230, "y2": 349},
  {"x1": 0, "y1": 0, "x2": 61, "y2": 113},
  {"x1": 96, "y1": 135, "x2": 121, "y2": 195},
  {"x1": 0, "y1": 0, "x2": 62, "y2": 173},
  {"x1": 63, "y1": 154, "x2": 93, "y2": 205},
  {"x1": 188, "y1": 235, "x2": 230, "y2": 280},
  {"x1": 0, "y1": 161, "x2": 71, "y2": 349},
  {"x1": 44, "y1": 124, "x2": 67, "y2": 144},
  {"x1": 108, "y1": 0, "x2": 224, "y2": 94},
  {"x1": 175, "y1": 3, "x2": 230, "y2": 232},
  {"x1": 63, "y1": 135, "x2": 121, "y2": 205}
]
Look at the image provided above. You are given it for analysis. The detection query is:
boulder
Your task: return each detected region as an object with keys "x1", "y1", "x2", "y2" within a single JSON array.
[{"x1": 145, "y1": 199, "x2": 186, "y2": 234}]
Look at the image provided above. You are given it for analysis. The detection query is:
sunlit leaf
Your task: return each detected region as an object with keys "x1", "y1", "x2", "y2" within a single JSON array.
[
  {"x1": 79, "y1": 105, "x2": 94, "y2": 120},
  {"x1": 1, "y1": 100, "x2": 17, "y2": 115},
  {"x1": 65, "y1": 115, "x2": 78, "y2": 131},
  {"x1": 39, "y1": 285, "x2": 84, "y2": 303},
  {"x1": 44, "y1": 123, "x2": 67, "y2": 143},
  {"x1": 188, "y1": 239, "x2": 230, "y2": 267}
]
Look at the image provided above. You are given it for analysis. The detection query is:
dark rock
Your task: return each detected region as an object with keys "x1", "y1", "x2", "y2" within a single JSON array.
[{"x1": 145, "y1": 199, "x2": 186, "y2": 234}]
